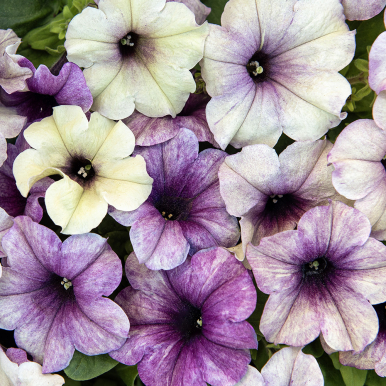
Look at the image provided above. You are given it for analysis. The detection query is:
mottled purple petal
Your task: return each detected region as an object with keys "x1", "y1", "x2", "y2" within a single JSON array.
[{"x1": 342, "y1": 0, "x2": 386, "y2": 21}]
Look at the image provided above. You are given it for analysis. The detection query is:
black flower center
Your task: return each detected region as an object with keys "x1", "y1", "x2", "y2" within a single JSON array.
[
  {"x1": 155, "y1": 195, "x2": 193, "y2": 221},
  {"x1": 246, "y1": 51, "x2": 270, "y2": 83},
  {"x1": 69, "y1": 157, "x2": 95, "y2": 182},
  {"x1": 174, "y1": 302, "x2": 203, "y2": 341},
  {"x1": 119, "y1": 32, "x2": 139, "y2": 58},
  {"x1": 382, "y1": 157, "x2": 386, "y2": 170},
  {"x1": 302, "y1": 256, "x2": 328, "y2": 278}
]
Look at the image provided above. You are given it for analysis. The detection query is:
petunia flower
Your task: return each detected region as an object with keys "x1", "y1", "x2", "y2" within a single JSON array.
[
  {"x1": 109, "y1": 247, "x2": 257, "y2": 386},
  {"x1": 13, "y1": 105, "x2": 153, "y2": 234},
  {"x1": 0, "y1": 346, "x2": 64, "y2": 386},
  {"x1": 0, "y1": 137, "x2": 52, "y2": 223},
  {"x1": 341, "y1": 0, "x2": 386, "y2": 20},
  {"x1": 167, "y1": 0, "x2": 211, "y2": 24},
  {"x1": 0, "y1": 29, "x2": 32, "y2": 95},
  {"x1": 0, "y1": 207, "x2": 13, "y2": 261},
  {"x1": 123, "y1": 92, "x2": 217, "y2": 146},
  {"x1": 247, "y1": 201, "x2": 386, "y2": 352},
  {"x1": 0, "y1": 216, "x2": 130, "y2": 373},
  {"x1": 236, "y1": 347, "x2": 324, "y2": 386},
  {"x1": 109, "y1": 128, "x2": 240, "y2": 270},
  {"x1": 65, "y1": 0, "x2": 209, "y2": 120},
  {"x1": 328, "y1": 119, "x2": 386, "y2": 240},
  {"x1": 219, "y1": 140, "x2": 337, "y2": 258},
  {"x1": 0, "y1": 56, "x2": 93, "y2": 129},
  {"x1": 200, "y1": 0, "x2": 355, "y2": 149},
  {"x1": 339, "y1": 302, "x2": 386, "y2": 377},
  {"x1": 369, "y1": 9, "x2": 386, "y2": 130}
]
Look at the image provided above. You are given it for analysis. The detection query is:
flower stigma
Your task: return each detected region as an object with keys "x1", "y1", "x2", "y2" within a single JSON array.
[
  {"x1": 60, "y1": 278, "x2": 73, "y2": 290},
  {"x1": 120, "y1": 34, "x2": 135, "y2": 47},
  {"x1": 247, "y1": 61, "x2": 264, "y2": 76},
  {"x1": 270, "y1": 194, "x2": 283, "y2": 204}
]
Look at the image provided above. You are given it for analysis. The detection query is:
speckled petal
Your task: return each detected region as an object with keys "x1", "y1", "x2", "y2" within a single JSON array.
[
  {"x1": 343, "y1": 0, "x2": 386, "y2": 21},
  {"x1": 235, "y1": 365, "x2": 264, "y2": 386},
  {"x1": 0, "y1": 207, "x2": 13, "y2": 258},
  {"x1": 369, "y1": 31, "x2": 386, "y2": 95},
  {"x1": 261, "y1": 347, "x2": 323, "y2": 386}
]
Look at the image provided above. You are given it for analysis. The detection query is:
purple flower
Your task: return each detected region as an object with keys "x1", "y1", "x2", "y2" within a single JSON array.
[
  {"x1": 328, "y1": 119, "x2": 386, "y2": 240},
  {"x1": 0, "y1": 57, "x2": 93, "y2": 127},
  {"x1": 219, "y1": 140, "x2": 337, "y2": 258},
  {"x1": 109, "y1": 128, "x2": 240, "y2": 270},
  {"x1": 369, "y1": 11, "x2": 386, "y2": 131},
  {"x1": 247, "y1": 201, "x2": 386, "y2": 352},
  {"x1": 0, "y1": 216, "x2": 130, "y2": 373},
  {"x1": 341, "y1": 0, "x2": 386, "y2": 20},
  {"x1": 110, "y1": 247, "x2": 257, "y2": 386},
  {"x1": 124, "y1": 93, "x2": 217, "y2": 147},
  {"x1": 0, "y1": 138, "x2": 51, "y2": 222},
  {"x1": 0, "y1": 208, "x2": 13, "y2": 260},
  {"x1": 200, "y1": 0, "x2": 355, "y2": 149},
  {"x1": 340, "y1": 302, "x2": 386, "y2": 377}
]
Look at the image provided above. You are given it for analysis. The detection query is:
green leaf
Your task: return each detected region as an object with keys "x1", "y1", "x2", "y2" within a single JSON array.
[
  {"x1": 64, "y1": 351, "x2": 118, "y2": 381},
  {"x1": 93, "y1": 380, "x2": 117, "y2": 386},
  {"x1": 330, "y1": 352, "x2": 342, "y2": 370},
  {"x1": 366, "y1": 370, "x2": 386, "y2": 385},
  {"x1": 106, "y1": 231, "x2": 130, "y2": 258},
  {"x1": 354, "y1": 12, "x2": 386, "y2": 59},
  {"x1": 252, "y1": 339, "x2": 270, "y2": 371},
  {"x1": 340, "y1": 366, "x2": 367, "y2": 386},
  {"x1": 273, "y1": 133, "x2": 295, "y2": 155},
  {"x1": 115, "y1": 364, "x2": 139, "y2": 386},
  {"x1": 0, "y1": 0, "x2": 63, "y2": 37},
  {"x1": 247, "y1": 288, "x2": 268, "y2": 338},
  {"x1": 317, "y1": 353, "x2": 345, "y2": 386},
  {"x1": 97, "y1": 214, "x2": 127, "y2": 236},
  {"x1": 302, "y1": 337, "x2": 324, "y2": 358},
  {"x1": 201, "y1": 0, "x2": 228, "y2": 25}
]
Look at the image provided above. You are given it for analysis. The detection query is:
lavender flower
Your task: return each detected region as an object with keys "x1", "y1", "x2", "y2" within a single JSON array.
[
  {"x1": 219, "y1": 140, "x2": 336, "y2": 258},
  {"x1": 109, "y1": 128, "x2": 240, "y2": 270},
  {"x1": 110, "y1": 247, "x2": 257, "y2": 386},
  {"x1": 0, "y1": 216, "x2": 130, "y2": 373},
  {"x1": 247, "y1": 201, "x2": 386, "y2": 352},
  {"x1": 167, "y1": 0, "x2": 210, "y2": 24},
  {"x1": 200, "y1": 0, "x2": 355, "y2": 149},
  {"x1": 341, "y1": 0, "x2": 386, "y2": 20},
  {"x1": 123, "y1": 93, "x2": 217, "y2": 147},
  {"x1": 328, "y1": 119, "x2": 386, "y2": 239},
  {"x1": 340, "y1": 302, "x2": 386, "y2": 377}
]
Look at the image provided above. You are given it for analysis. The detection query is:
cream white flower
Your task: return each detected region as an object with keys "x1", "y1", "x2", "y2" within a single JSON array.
[
  {"x1": 65, "y1": 0, "x2": 209, "y2": 120},
  {"x1": 13, "y1": 105, "x2": 153, "y2": 234}
]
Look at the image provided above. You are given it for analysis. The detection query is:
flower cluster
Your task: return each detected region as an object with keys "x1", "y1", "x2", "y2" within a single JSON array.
[{"x1": 1, "y1": 0, "x2": 386, "y2": 385}]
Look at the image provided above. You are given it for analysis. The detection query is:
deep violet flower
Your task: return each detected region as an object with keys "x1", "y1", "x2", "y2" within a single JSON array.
[
  {"x1": 200, "y1": 0, "x2": 355, "y2": 149},
  {"x1": 328, "y1": 119, "x2": 386, "y2": 240},
  {"x1": 0, "y1": 346, "x2": 64, "y2": 386},
  {"x1": 13, "y1": 105, "x2": 153, "y2": 235},
  {"x1": 0, "y1": 216, "x2": 130, "y2": 373},
  {"x1": 219, "y1": 140, "x2": 337, "y2": 258},
  {"x1": 0, "y1": 138, "x2": 51, "y2": 222},
  {"x1": 65, "y1": 0, "x2": 209, "y2": 120},
  {"x1": 123, "y1": 93, "x2": 217, "y2": 146},
  {"x1": 341, "y1": 0, "x2": 386, "y2": 20},
  {"x1": 0, "y1": 55, "x2": 93, "y2": 128},
  {"x1": 236, "y1": 347, "x2": 324, "y2": 386},
  {"x1": 369, "y1": 10, "x2": 386, "y2": 130},
  {"x1": 109, "y1": 247, "x2": 258, "y2": 386},
  {"x1": 246, "y1": 201, "x2": 386, "y2": 352},
  {"x1": 339, "y1": 302, "x2": 386, "y2": 377},
  {"x1": 109, "y1": 128, "x2": 240, "y2": 270}
]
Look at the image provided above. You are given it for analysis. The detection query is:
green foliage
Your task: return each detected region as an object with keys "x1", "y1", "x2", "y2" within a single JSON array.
[
  {"x1": 201, "y1": 0, "x2": 228, "y2": 25},
  {"x1": 366, "y1": 371, "x2": 386, "y2": 385},
  {"x1": 0, "y1": 0, "x2": 63, "y2": 37},
  {"x1": 273, "y1": 133, "x2": 295, "y2": 154},
  {"x1": 317, "y1": 353, "x2": 345, "y2": 386},
  {"x1": 64, "y1": 351, "x2": 119, "y2": 381},
  {"x1": 303, "y1": 337, "x2": 324, "y2": 358},
  {"x1": 247, "y1": 287, "x2": 268, "y2": 339},
  {"x1": 330, "y1": 352, "x2": 368, "y2": 386},
  {"x1": 115, "y1": 364, "x2": 139, "y2": 386}
]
